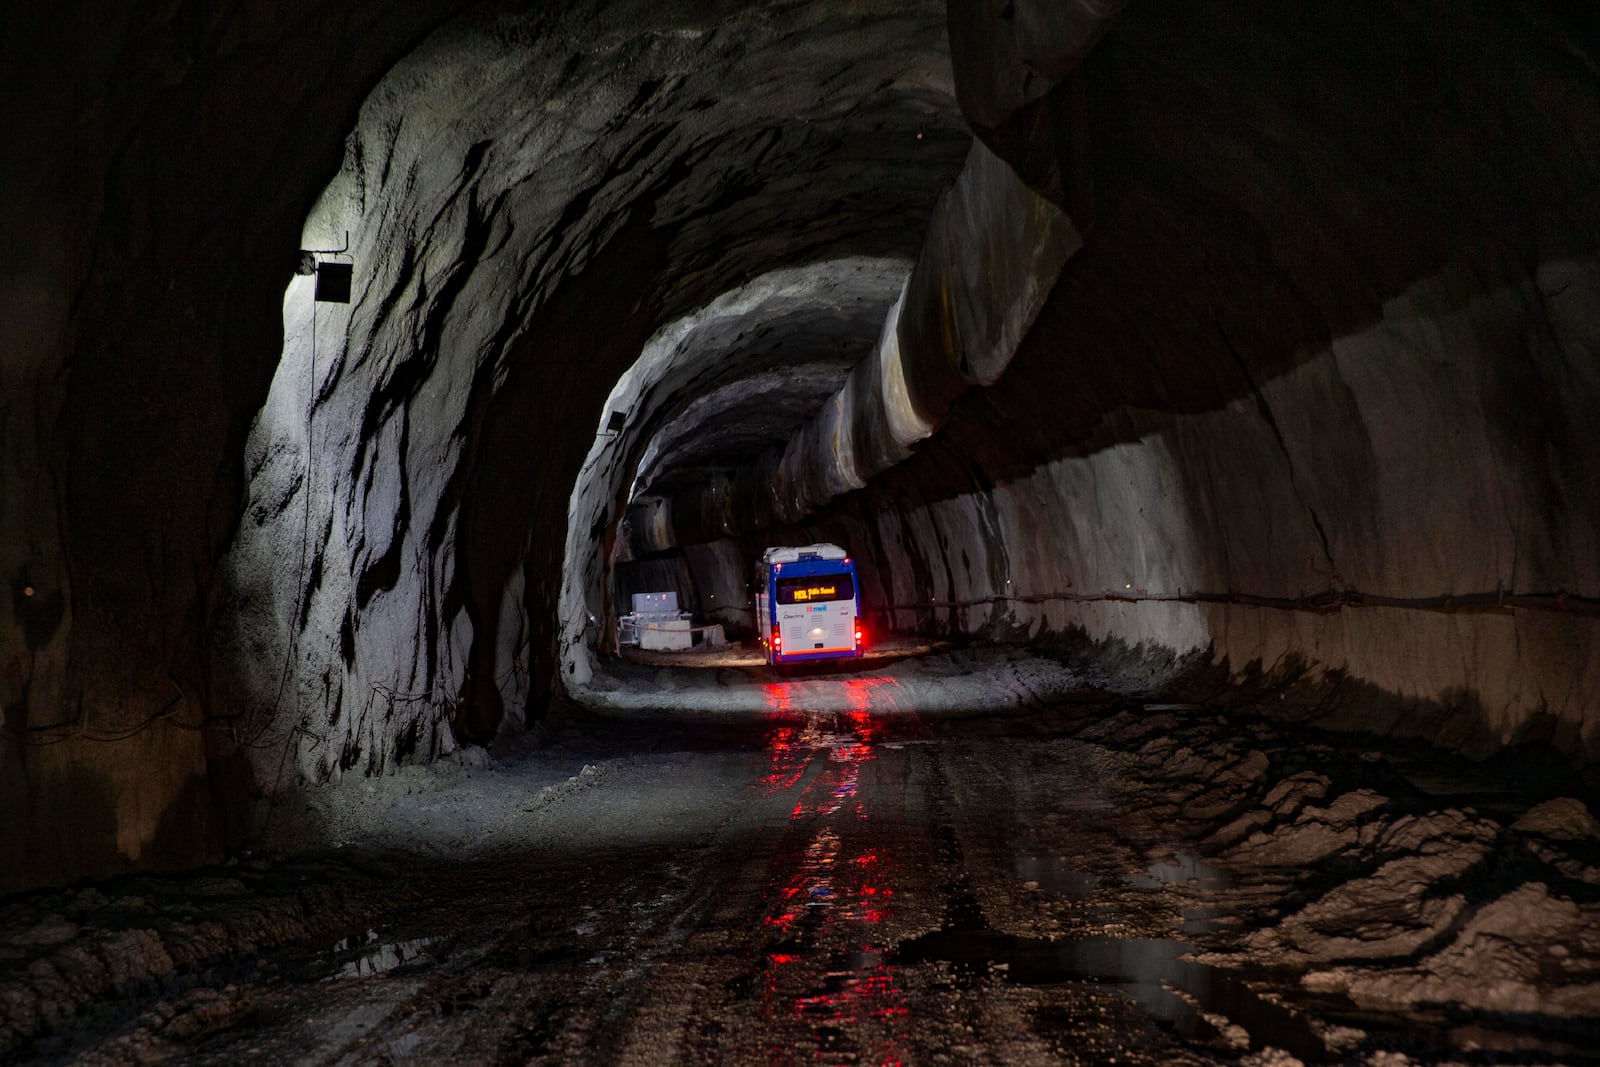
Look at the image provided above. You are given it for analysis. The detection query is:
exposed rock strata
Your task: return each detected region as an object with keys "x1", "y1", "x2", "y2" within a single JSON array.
[
  {"x1": 621, "y1": 137, "x2": 1081, "y2": 553},
  {"x1": 559, "y1": 258, "x2": 917, "y2": 690},
  {"x1": 3, "y1": 0, "x2": 972, "y2": 890}
]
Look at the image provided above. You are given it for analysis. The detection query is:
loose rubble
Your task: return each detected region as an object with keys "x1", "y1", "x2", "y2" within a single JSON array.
[{"x1": 3, "y1": 650, "x2": 1598, "y2": 1063}]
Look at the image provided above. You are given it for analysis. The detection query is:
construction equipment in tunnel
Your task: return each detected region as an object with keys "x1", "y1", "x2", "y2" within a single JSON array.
[{"x1": 618, "y1": 591, "x2": 694, "y2": 649}]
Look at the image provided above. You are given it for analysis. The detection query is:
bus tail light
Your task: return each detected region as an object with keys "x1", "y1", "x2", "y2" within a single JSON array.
[
  {"x1": 854, "y1": 623, "x2": 864, "y2": 647},
  {"x1": 772, "y1": 624, "x2": 782, "y2": 651}
]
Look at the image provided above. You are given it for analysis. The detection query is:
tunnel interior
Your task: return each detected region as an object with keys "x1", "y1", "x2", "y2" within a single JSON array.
[
  {"x1": 2, "y1": 0, "x2": 1597, "y2": 885},
  {"x1": 216, "y1": 0, "x2": 976, "y2": 766},
  {"x1": 2, "y1": 0, "x2": 1600, "y2": 1056}
]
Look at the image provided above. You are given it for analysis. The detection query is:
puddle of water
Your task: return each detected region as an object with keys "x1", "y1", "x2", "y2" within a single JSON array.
[
  {"x1": 844, "y1": 948, "x2": 885, "y2": 970},
  {"x1": 1012, "y1": 854, "x2": 1100, "y2": 899},
  {"x1": 1125, "y1": 851, "x2": 1230, "y2": 891},
  {"x1": 1178, "y1": 907, "x2": 1228, "y2": 936},
  {"x1": 894, "y1": 929, "x2": 1328, "y2": 1062},
  {"x1": 1300, "y1": 994, "x2": 1600, "y2": 1064},
  {"x1": 1399, "y1": 770, "x2": 1500, "y2": 796},
  {"x1": 324, "y1": 930, "x2": 437, "y2": 979}
]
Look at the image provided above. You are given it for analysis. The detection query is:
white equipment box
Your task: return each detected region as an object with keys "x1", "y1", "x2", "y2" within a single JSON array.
[{"x1": 618, "y1": 591, "x2": 692, "y2": 648}]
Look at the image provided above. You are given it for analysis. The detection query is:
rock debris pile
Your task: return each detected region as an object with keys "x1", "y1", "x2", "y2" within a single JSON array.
[{"x1": 1069, "y1": 704, "x2": 1600, "y2": 1060}]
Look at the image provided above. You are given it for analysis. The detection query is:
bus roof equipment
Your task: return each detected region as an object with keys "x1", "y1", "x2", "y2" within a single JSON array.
[{"x1": 762, "y1": 543, "x2": 849, "y2": 565}]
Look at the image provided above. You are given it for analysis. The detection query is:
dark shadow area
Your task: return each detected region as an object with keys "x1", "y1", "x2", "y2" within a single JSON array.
[
  {"x1": 1024, "y1": 624, "x2": 1600, "y2": 789},
  {"x1": 887, "y1": 2, "x2": 1600, "y2": 503}
]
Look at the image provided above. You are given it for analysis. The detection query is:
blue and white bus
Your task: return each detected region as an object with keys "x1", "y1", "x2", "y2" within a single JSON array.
[{"x1": 754, "y1": 543, "x2": 863, "y2": 666}]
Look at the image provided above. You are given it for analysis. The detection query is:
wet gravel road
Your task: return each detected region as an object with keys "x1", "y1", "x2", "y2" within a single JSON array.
[{"x1": 6, "y1": 686, "x2": 1600, "y2": 1065}]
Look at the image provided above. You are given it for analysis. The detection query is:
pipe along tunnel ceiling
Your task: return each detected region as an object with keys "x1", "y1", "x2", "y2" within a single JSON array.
[{"x1": 0, "y1": 0, "x2": 1597, "y2": 889}]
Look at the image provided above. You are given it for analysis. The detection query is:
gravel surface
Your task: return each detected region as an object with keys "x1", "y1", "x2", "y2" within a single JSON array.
[{"x1": 4, "y1": 651, "x2": 1598, "y2": 1064}]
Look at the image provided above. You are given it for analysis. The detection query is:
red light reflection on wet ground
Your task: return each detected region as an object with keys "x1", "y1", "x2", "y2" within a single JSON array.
[
  {"x1": 749, "y1": 676, "x2": 911, "y2": 1063},
  {"x1": 757, "y1": 684, "x2": 805, "y2": 794},
  {"x1": 760, "y1": 725, "x2": 805, "y2": 795}
]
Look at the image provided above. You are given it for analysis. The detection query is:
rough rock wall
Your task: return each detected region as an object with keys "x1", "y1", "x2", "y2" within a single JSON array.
[
  {"x1": 571, "y1": 121, "x2": 1081, "y2": 687},
  {"x1": 774, "y1": 3, "x2": 1600, "y2": 761},
  {"x1": 621, "y1": 138, "x2": 1081, "y2": 554},
  {"x1": 0, "y1": 0, "x2": 462, "y2": 892},
  {"x1": 219, "y1": 1, "x2": 969, "y2": 786},
  {"x1": 683, "y1": 540, "x2": 756, "y2": 635},
  {"x1": 0, "y1": 0, "x2": 967, "y2": 891},
  {"x1": 559, "y1": 258, "x2": 917, "y2": 687}
]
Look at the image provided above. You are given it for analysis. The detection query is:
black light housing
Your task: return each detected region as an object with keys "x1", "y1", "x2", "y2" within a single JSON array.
[
  {"x1": 298, "y1": 231, "x2": 353, "y2": 303},
  {"x1": 315, "y1": 261, "x2": 353, "y2": 304}
]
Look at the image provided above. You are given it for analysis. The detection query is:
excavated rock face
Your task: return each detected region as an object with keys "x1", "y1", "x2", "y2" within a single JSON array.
[
  {"x1": 559, "y1": 256, "x2": 917, "y2": 690},
  {"x1": 1, "y1": 0, "x2": 470, "y2": 892}
]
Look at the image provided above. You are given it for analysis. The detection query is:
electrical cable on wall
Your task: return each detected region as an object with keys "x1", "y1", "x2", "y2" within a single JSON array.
[
  {"x1": 262, "y1": 236, "x2": 354, "y2": 750},
  {"x1": 255, "y1": 235, "x2": 358, "y2": 818}
]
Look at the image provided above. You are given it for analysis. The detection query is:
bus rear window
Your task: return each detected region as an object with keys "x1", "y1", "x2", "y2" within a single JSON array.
[{"x1": 776, "y1": 574, "x2": 855, "y2": 604}]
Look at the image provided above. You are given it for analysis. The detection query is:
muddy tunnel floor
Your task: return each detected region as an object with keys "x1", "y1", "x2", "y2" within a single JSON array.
[{"x1": 5, "y1": 655, "x2": 1600, "y2": 1065}]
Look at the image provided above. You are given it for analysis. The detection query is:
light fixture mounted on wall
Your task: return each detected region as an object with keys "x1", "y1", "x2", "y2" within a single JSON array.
[{"x1": 297, "y1": 231, "x2": 354, "y2": 304}]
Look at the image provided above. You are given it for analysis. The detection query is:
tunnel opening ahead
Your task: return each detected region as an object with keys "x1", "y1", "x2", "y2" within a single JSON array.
[{"x1": 560, "y1": 255, "x2": 923, "y2": 684}]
